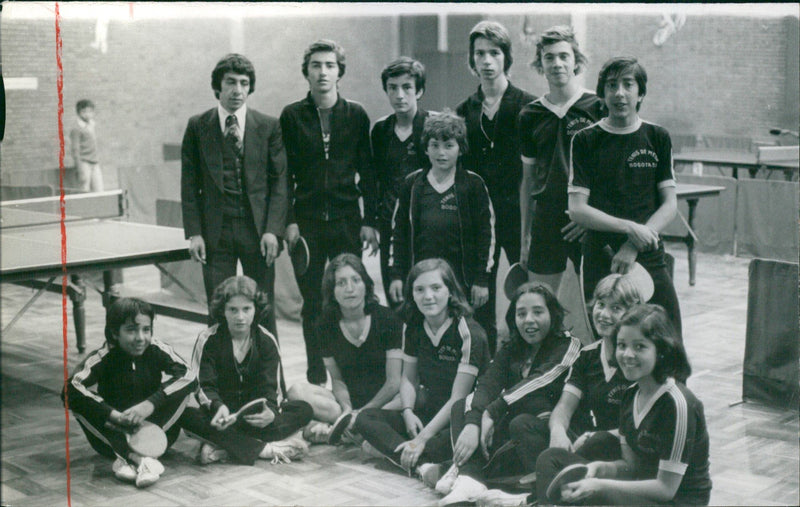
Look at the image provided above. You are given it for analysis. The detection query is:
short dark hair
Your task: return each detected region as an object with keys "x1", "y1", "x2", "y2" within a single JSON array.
[
  {"x1": 302, "y1": 39, "x2": 346, "y2": 78},
  {"x1": 208, "y1": 276, "x2": 271, "y2": 330},
  {"x1": 381, "y1": 56, "x2": 426, "y2": 93},
  {"x1": 421, "y1": 109, "x2": 468, "y2": 157},
  {"x1": 597, "y1": 56, "x2": 647, "y2": 111},
  {"x1": 504, "y1": 282, "x2": 566, "y2": 348},
  {"x1": 321, "y1": 253, "x2": 380, "y2": 321},
  {"x1": 400, "y1": 258, "x2": 472, "y2": 324},
  {"x1": 468, "y1": 21, "x2": 513, "y2": 74},
  {"x1": 532, "y1": 25, "x2": 588, "y2": 75},
  {"x1": 76, "y1": 99, "x2": 95, "y2": 113},
  {"x1": 104, "y1": 298, "x2": 154, "y2": 346},
  {"x1": 613, "y1": 304, "x2": 691, "y2": 384},
  {"x1": 211, "y1": 54, "x2": 256, "y2": 99}
]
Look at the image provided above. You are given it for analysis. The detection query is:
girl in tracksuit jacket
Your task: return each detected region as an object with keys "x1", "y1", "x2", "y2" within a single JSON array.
[
  {"x1": 63, "y1": 298, "x2": 196, "y2": 488},
  {"x1": 388, "y1": 110, "x2": 497, "y2": 354}
]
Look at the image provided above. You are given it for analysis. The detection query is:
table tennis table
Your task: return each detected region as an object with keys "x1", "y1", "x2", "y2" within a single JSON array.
[
  {"x1": 665, "y1": 183, "x2": 726, "y2": 286},
  {"x1": 1, "y1": 190, "x2": 190, "y2": 352},
  {"x1": 673, "y1": 150, "x2": 798, "y2": 180}
]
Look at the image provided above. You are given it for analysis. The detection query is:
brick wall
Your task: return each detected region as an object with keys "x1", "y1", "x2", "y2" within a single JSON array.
[{"x1": 2, "y1": 11, "x2": 797, "y2": 184}]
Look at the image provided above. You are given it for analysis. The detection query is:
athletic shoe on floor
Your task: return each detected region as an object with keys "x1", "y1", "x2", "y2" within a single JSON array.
[
  {"x1": 135, "y1": 457, "x2": 163, "y2": 488},
  {"x1": 260, "y1": 431, "x2": 309, "y2": 464},
  {"x1": 197, "y1": 443, "x2": 228, "y2": 465},
  {"x1": 476, "y1": 489, "x2": 533, "y2": 507},
  {"x1": 112, "y1": 457, "x2": 137, "y2": 482},
  {"x1": 303, "y1": 421, "x2": 332, "y2": 445},
  {"x1": 416, "y1": 463, "x2": 443, "y2": 489},
  {"x1": 435, "y1": 463, "x2": 459, "y2": 494},
  {"x1": 328, "y1": 412, "x2": 353, "y2": 445},
  {"x1": 438, "y1": 475, "x2": 488, "y2": 506}
]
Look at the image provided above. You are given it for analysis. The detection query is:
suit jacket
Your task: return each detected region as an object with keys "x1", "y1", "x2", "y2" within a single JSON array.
[{"x1": 181, "y1": 107, "x2": 289, "y2": 248}]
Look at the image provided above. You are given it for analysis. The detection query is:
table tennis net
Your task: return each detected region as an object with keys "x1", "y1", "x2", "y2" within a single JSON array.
[{"x1": 0, "y1": 190, "x2": 126, "y2": 229}]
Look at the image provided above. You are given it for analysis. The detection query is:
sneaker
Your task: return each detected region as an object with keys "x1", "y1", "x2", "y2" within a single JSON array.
[
  {"x1": 197, "y1": 443, "x2": 228, "y2": 465},
  {"x1": 435, "y1": 463, "x2": 459, "y2": 495},
  {"x1": 328, "y1": 412, "x2": 353, "y2": 445},
  {"x1": 260, "y1": 431, "x2": 309, "y2": 464},
  {"x1": 302, "y1": 421, "x2": 332, "y2": 445},
  {"x1": 476, "y1": 489, "x2": 532, "y2": 507},
  {"x1": 416, "y1": 463, "x2": 443, "y2": 489},
  {"x1": 438, "y1": 475, "x2": 488, "y2": 506},
  {"x1": 361, "y1": 440, "x2": 385, "y2": 459},
  {"x1": 135, "y1": 457, "x2": 163, "y2": 488},
  {"x1": 112, "y1": 457, "x2": 137, "y2": 482}
]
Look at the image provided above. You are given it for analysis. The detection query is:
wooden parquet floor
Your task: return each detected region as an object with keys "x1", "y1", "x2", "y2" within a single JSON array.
[{"x1": 1, "y1": 247, "x2": 798, "y2": 506}]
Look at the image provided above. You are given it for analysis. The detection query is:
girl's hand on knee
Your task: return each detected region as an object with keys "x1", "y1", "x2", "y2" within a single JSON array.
[
  {"x1": 453, "y1": 423, "x2": 479, "y2": 466},
  {"x1": 121, "y1": 401, "x2": 154, "y2": 427},
  {"x1": 480, "y1": 411, "x2": 495, "y2": 460},
  {"x1": 244, "y1": 405, "x2": 275, "y2": 428},
  {"x1": 211, "y1": 405, "x2": 233, "y2": 430},
  {"x1": 549, "y1": 427, "x2": 573, "y2": 451}
]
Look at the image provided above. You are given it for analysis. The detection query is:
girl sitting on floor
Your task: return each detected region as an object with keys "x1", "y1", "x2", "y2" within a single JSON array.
[
  {"x1": 179, "y1": 276, "x2": 313, "y2": 465},
  {"x1": 287, "y1": 253, "x2": 404, "y2": 445},
  {"x1": 536, "y1": 304, "x2": 711, "y2": 505},
  {"x1": 355, "y1": 258, "x2": 490, "y2": 476},
  {"x1": 63, "y1": 298, "x2": 196, "y2": 488}
]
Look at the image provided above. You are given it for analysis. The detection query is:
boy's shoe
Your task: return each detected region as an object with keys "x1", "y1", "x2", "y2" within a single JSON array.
[
  {"x1": 416, "y1": 463, "x2": 443, "y2": 489},
  {"x1": 112, "y1": 457, "x2": 137, "y2": 482},
  {"x1": 434, "y1": 463, "x2": 459, "y2": 495},
  {"x1": 476, "y1": 489, "x2": 533, "y2": 507},
  {"x1": 135, "y1": 457, "x2": 163, "y2": 488},
  {"x1": 438, "y1": 475, "x2": 487, "y2": 506},
  {"x1": 328, "y1": 412, "x2": 353, "y2": 445},
  {"x1": 302, "y1": 421, "x2": 332, "y2": 445},
  {"x1": 197, "y1": 443, "x2": 228, "y2": 465},
  {"x1": 260, "y1": 431, "x2": 309, "y2": 464}
]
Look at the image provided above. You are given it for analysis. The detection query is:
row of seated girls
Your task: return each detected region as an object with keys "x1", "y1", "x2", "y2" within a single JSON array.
[{"x1": 64, "y1": 254, "x2": 710, "y2": 505}]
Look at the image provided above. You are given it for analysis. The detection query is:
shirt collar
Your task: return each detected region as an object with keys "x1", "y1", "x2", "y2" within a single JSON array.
[
  {"x1": 424, "y1": 317, "x2": 453, "y2": 348},
  {"x1": 598, "y1": 116, "x2": 642, "y2": 135},
  {"x1": 600, "y1": 339, "x2": 618, "y2": 382},
  {"x1": 540, "y1": 88, "x2": 589, "y2": 119},
  {"x1": 77, "y1": 117, "x2": 94, "y2": 130},
  {"x1": 218, "y1": 103, "x2": 247, "y2": 134}
]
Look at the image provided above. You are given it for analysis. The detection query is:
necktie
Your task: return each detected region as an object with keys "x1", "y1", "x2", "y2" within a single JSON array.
[{"x1": 225, "y1": 114, "x2": 243, "y2": 157}]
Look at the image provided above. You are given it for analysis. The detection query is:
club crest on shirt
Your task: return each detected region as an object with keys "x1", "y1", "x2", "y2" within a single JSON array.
[
  {"x1": 607, "y1": 384, "x2": 628, "y2": 405},
  {"x1": 441, "y1": 192, "x2": 458, "y2": 211},
  {"x1": 627, "y1": 149, "x2": 659, "y2": 169},
  {"x1": 566, "y1": 117, "x2": 594, "y2": 138},
  {"x1": 437, "y1": 344, "x2": 460, "y2": 362}
]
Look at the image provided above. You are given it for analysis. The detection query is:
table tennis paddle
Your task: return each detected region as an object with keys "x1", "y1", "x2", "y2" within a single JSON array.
[
  {"x1": 503, "y1": 262, "x2": 530, "y2": 299},
  {"x1": 602, "y1": 245, "x2": 655, "y2": 301},
  {"x1": 289, "y1": 237, "x2": 310, "y2": 277},
  {"x1": 546, "y1": 463, "x2": 589, "y2": 503},
  {"x1": 224, "y1": 397, "x2": 268, "y2": 425},
  {"x1": 106, "y1": 420, "x2": 168, "y2": 458}
]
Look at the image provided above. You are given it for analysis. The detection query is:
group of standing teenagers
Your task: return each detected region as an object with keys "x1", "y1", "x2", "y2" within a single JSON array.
[{"x1": 63, "y1": 16, "x2": 710, "y2": 506}]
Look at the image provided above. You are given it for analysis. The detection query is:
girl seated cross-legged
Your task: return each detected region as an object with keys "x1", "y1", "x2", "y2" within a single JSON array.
[
  {"x1": 179, "y1": 276, "x2": 313, "y2": 466},
  {"x1": 355, "y1": 258, "x2": 490, "y2": 477},
  {"x1": 535, "y1": 304, "x2": 711, "y2": 505},
  {"x1": 286, "y1": 253, "x2": 404, "y2": 445},
  {"x1": 63, "y1": 298, "x2": 196, "y2": 488}
]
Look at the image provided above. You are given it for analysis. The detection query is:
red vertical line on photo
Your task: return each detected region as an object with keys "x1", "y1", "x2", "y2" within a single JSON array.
[
  {"x1": 54, "y1": 3, "x2": 72, "y2": 505},
  {"x1": 129, "y1": 2, "x2": 134, "y2": 19}
]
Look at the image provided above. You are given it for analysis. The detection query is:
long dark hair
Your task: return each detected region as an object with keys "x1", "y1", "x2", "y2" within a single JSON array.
[
  {"x1": 400, "y1": 258, "x2": 472, "y2": 324},
  {"x1": 504, "y1": 282, "x2": 566, "y2": 351},
  {"x1": 321, "y1": 253, "x2": 380, "y2": 321},
  {"x1": 613, "y1": 304, "x2": 691, "y2": 384}
]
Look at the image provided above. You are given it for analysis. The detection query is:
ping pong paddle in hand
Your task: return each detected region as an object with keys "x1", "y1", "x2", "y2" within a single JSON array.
[
  {"x1": 105, "y1": 420, "x2": 168, "y2": 458},
  {"x1": 224, "y1": 398, "x2": 268, "y2": 426},
  {"x1": 546, "y1": 463, "x2": 589, "y2": 503}
]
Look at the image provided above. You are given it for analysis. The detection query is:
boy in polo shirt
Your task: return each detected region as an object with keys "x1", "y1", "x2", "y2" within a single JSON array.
[{"x1": 568, "y1": 56, "x2": 682, "y2": 335}]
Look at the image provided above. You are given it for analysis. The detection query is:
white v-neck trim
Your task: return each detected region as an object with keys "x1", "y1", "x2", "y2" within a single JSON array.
[
  {"x1": 600, "y1": 340, "x2": 618, "y2": 382},
  {"x1": 427, "y1": 171, "x2": 455, "y2": 193},
  {"x1": 424, "y1": 317, "x2": 453, "y2": 348},
  {"x1": 633, "y1": 378, "x2": 674, "y2": 428},
  {"x1": 540, "y1": 89, "x2": 588, "y2": 119},
  {"x1": 339, "y1": 315, "x2": 371, "y2": 348}
]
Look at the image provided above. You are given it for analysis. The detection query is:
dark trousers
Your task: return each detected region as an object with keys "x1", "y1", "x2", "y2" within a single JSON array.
[
  {"x1": 72, "y1": 394, "x2": 189, "y2": 462},
  {"x1": 379, "y1": 218, "x2": 402, "y2": 310},
  {"x1": 355, "y1": 407, "x2": 453, "y2": 470},
  {"x1": 295, "y1": 216, "x2": 362, "y2": 384},
  {"x1": 203, "y1": 214, "x2": 277, "y2": 336},
  {"x1": 535, "y1": 432, "x2": 623, "y2": 504},
  {"x1": 179, "y1": 400, "x2": 313, "y2": 466},
  {"x1": 582, "y1": 243, "x2": 682, "y2": 338}
]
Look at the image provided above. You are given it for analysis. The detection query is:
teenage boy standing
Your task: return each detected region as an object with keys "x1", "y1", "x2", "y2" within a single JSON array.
[
  {"x1": 372, "y1": 57, "x2": 431, "y2": 306},
  {"x1": 280, "y1": 40, "x2": 379, "y2": 384},
  {"x1": 568, "y1": 56, "x2": 682, "y2": 335},
  {"x1": 456, "y1": 21, "x2": 535, "y2": 355},
  {"x1": 519, "y1": 26, "x2": 603, "y2": 293}
]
